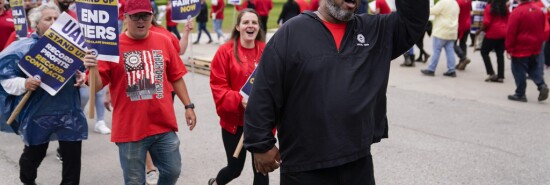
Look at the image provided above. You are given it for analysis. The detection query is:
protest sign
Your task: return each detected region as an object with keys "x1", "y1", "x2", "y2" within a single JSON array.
[
  {"x1": 227, "y1": 0, "x2": 241, "y2": 5},
  {"x1": 470, "y1": 1, "x2": 487, "y2": 33},
  {"x1": 75, "y1": 0, "x2": 119, "y2": 62},
  {"x1": 17, "y1": 12, "x2": 86, "y2": 96},
  {"x1": 9, "y1": 0, "x2": 28, "y2": 38},
  {"x1": 239, "y1": 68, "x2": 257, "y2": 101},
  {"x1": 170, "y1": 0, "x2": 201, "y2": 22}
]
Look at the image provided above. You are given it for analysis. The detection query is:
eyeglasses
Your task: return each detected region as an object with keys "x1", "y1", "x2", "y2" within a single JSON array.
[{"x1": 128, "y1": 13, "x2": 152, "y2": 21}]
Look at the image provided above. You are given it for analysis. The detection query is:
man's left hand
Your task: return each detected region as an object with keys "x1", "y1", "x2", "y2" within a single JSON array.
[
  {"x1": 185, "y1": 109, "x2": 197, "y2": 131},
  {"x1": 254, "y1": 146, "x2": 281, "y2": 175}
]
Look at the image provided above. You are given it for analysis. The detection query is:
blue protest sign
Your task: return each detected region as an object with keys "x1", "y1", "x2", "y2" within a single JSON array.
[
  {"x1": 239, "y1": 67, "x2": 257, "y2": 100},
  {"x1": 470, "y1": 1, "x2": 486, "y2": 33},
  {"x1": 171, "y1": 0, "x2": 201, "y2": 22},
  {"x1": 17, "y1": 13, "x2": 86, "y2": 96},
  {"x1": 228, "y1": 0, "x2": 241, "y2": 5},
  {"x1": 10, "y1": 0, "x2": 28, "y2": 38},
  {"x1": 75, "y1": 0, "x2": 119, "y2": 62}
]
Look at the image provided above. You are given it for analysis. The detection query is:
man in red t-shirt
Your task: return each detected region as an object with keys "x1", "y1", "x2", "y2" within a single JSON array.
[
  {"x1": 84, "y1": 0, "x2": 197, "y2": 184},
  {"x1": 0, "y1": 0, "x2": 14, "y2": 52}
]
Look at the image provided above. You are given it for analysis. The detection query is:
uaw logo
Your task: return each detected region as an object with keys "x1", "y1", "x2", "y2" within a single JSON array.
[{"x1": 356, "y1": 34, "x2": 369, "y2": 47}]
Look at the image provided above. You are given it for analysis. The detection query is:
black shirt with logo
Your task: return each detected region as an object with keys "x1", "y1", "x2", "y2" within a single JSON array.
[{"x1": 244, "y1": 0, "x2": 429, "y2": 173}]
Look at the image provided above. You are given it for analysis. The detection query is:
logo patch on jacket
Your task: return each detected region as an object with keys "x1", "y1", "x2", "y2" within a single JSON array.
[{"x1": 356, "y1": 34, "x2": 369, "y2": 47}]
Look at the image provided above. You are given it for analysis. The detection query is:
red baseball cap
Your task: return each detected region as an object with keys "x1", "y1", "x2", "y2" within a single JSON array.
[{"x1": 125, "y1": 0, "x2": 153, "y2": 15}]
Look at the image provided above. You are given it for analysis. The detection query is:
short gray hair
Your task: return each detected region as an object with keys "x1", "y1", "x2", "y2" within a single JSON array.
[{"x1": 28, "y1": 3, "x2": 60, "y2": 30}]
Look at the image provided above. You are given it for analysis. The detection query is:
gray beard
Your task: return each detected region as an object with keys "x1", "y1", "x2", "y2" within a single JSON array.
[{"x1": 326, "y1": 0, "x2": 354, "y2": 22}]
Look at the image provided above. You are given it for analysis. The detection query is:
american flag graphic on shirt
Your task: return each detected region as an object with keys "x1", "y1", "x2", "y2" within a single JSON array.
[{"x1": 123, "y1": 50, "x2": 164, "y2": 101}]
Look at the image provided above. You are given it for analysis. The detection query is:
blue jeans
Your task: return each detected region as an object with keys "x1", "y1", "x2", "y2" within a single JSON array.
[
  {"x1": 213, "y1": 19, "x2": 224, "y2": 39},
  {"x1": 428, "y1": 37, "x2": 456, "y2": 72},
  {"x1": 511, "y1": 55, "x2": 546, "y2": 96},
  {"x1": 196, "y1": 22, "x2": 212, "y2": 42},
  {"x1": 79, "y1": 86, "x2": 106, "y2": 121},
  {"x1": 407, "y1": 47, "x2": 414, "y2": 55},
  {"x1": 117, "y1": 131, "x2": 181, "y2": 185}
]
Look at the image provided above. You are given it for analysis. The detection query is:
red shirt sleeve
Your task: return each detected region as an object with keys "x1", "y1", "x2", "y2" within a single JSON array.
[
  {"x1": 210, "y1": 43, "x2": 243, "y2": 114},
  {"x1": 96, "y1": 60, "x2": 112, "y2": 88},
  {"x1": 166, "y1": 41, "x2": 186, "y2": 83}
]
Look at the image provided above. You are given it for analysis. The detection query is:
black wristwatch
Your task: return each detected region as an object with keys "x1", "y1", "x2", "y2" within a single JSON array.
[{"x1": 184, "y1": 103, "x2": 195, "y2": 109}]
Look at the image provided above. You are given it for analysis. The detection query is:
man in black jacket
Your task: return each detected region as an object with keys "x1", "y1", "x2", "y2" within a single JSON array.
[{"x1": 243, "y1": 0, "x2": 429, "y2": 184}]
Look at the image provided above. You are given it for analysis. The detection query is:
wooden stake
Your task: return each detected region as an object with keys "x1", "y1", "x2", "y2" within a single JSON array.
[
  {"x1": 88, "y1": 67, "x2": 97, "y2": 119},
  {"x1": 7, "y1": 91, "x2": 32, "y2": 125},
  {"x1": 233, "y1": 134, "x2": 244, "y2": 158}
]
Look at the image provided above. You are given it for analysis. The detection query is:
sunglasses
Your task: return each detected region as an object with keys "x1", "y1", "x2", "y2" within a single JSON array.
[{"x1": 128, "y1": 13, "x2": 152, "y2": 21}]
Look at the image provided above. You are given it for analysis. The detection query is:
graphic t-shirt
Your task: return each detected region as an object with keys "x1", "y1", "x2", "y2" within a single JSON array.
[{"x1": 98, "y1": 31, "x2": 187, "y2": 142}]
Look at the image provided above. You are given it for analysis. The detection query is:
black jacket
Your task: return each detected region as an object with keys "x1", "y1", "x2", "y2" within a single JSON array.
[
  {"x1": 277, "y1": 0, "x2": 301, "y2": 24},
  {"x1": 244, "y1": 0, "x2": 429, "y2": 173},
  {"x1": 196, "y1": 2, "x2": 208, "y2": 23}
]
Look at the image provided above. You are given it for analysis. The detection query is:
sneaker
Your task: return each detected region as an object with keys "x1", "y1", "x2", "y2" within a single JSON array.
[
  {"x1": 146, "y1": 170, "x2": 159, "y2": 185},
  {"x1": 538, "y1": 84, "x2": 549, "y2": 101},
  {"x1": 443, "y1": 71, "x2": 457, "y2": 77},
  {"x1": 208, "y1": 178, "x2": 216, "y2": 185},
  {"x1": 508, "y1": 94, "x2": 527, "y2": 102},
  {"x1": 456, "y1": 58, "x2": 471, "y2": 70},
  {"x1": 56, "y1": 147, "x2": 63, "y2": 163},
  {"x1": 94, "y1": 120, "x2": 111, "y2": 135},
  {"x1": 461, "y1": 58, "x2": 471, "y2": 69},
  {"x1": 421, "y1": 69, "x2": 435, "y2": 76},
  {"x1": 485, "y1": 74, "x2": 497, "y2": 82}
]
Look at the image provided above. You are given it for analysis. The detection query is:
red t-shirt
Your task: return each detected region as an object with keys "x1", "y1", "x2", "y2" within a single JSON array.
[
  {"x1": 322, "y1": 20, "x2": 347, "y2": 50},
  {"x1": 296, "y1": 0, "x2": 309, "y2": 13},
  {"x1": 457, "y1": 0, "x2": 472, "y2": 39},
  {"x1": 376, "y1": 0, "x2": 391, "y2": 15},
  {"x1": 97, "y1": 31, "x2": 187, "y2": 142},
  {"x1": 210, "y1": 40, "x2": 265, "y2": 134},
  {"x1": 166, "y1": 4, "x2": 178, "y2": 27},
  {"x1": 310, "y1": 0, "x2": 319, "y2": 11},
  {"x1": 150, "y1": 25, "x2": 180, "y2": 53},
  {"x1": 4, "y1": 27, "x2": 34, "y2": 49},
  {"x1": 255, "y1": 0, "x2": 273, "y2": 16},
  {"x1": 212, "y1": 0, "x2": 225, "y2": 19},
  {"x1": 0, "y1": 9, "x2": 14, "y2": 51}
]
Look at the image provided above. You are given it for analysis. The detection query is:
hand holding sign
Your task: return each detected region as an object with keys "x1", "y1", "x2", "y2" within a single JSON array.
[
  {"x1": 11, "y1": 13, "x2": 87, "y2": 124},
  {"x1": 24, "y1": 77, "x2": 41, "y2": 91},
  {"x1": 171, "y1": 0, "x2": 202, "y2": 22}
]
